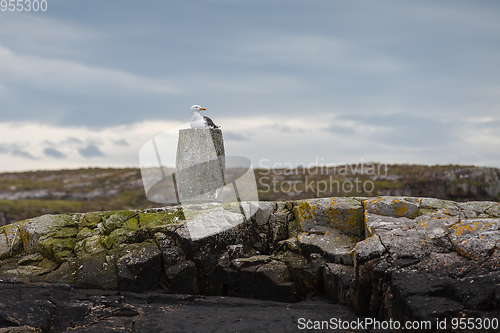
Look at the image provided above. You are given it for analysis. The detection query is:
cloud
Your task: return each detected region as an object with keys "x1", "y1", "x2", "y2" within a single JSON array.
[
  {"x1": 0, "y1": 1, "x2": 499, "y2": 172},
  {"x1": 0, "y1": 41, "x2": 180, "y2": 127},
  {"x1": 0, "y1": 12, "x2": 96, "y2": 47},
  {"x1": 325, "y1": 124, "x2": 356, "y2": 136},
  {"x1": 63, "y1": 137, "x2": 83, "y2": 145},
  {"x1": 78, "y1": 144, "x2": 105, "y2": 158},
  {"x1": 334, "y1": 112, "x2": 457, "y2": 148},
  {"x1": 44, "y1": 147, "x2": 67, "y2": 159},
  {"x1": 11, "y1": 148, "x2": 35, "y2": 159},
  {"x1": 112, "y1": 139, "x2": 130, "y2": 147},
  {"x1": 0, "y1": 143, "x2": 36, "y2": 160},
  {"x1": 0, "y1": 43, "x2": 178, "y2": 96},
  {"x1": 0, "y1": 144, "x2": 9, "y2": 154},
  {"x1": 224, "y1": 132, "x2": 251, "y2": 141}
]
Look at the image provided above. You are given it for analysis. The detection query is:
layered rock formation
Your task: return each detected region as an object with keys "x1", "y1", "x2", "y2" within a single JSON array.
[{"x1": 0, "y1": 197, "x2": 499, "y2": 332}]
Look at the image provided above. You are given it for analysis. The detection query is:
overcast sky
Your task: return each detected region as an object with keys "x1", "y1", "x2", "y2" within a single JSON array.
[{"x1": 0, "y1": 0, "x2": 499, "y2": 172}]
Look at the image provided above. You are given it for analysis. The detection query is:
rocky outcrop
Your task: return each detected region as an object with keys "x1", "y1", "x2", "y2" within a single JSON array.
[{"x1": 0, "y1": 197, "x2": 499, "y2": 332}]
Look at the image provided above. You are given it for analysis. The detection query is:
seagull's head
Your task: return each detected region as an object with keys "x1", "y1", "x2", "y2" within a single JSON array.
[{"x1": 191, "y1": 105, "x2": 206, "y2": 113}]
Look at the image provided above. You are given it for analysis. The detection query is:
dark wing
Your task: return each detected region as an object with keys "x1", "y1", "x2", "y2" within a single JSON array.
[{"x1": 203, "y1": 116, "x2": 219, "y2": 129}]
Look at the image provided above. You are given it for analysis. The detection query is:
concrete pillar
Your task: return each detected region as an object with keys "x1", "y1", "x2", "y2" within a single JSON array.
[{"x1": 176, "y1": 128, "x2": 225, "y2": 204}]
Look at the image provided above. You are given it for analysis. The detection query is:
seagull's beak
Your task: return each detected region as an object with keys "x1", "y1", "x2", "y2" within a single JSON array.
[{"x1": 200, "y1": 108, "x2": 206, "y2": 111}]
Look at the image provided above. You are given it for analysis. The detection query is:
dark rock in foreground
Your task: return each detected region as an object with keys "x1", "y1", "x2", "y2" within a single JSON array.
[
  {"x1": 0, "y1": 283, "x2": 359, "y2": 333},
  {"x1": 0, "y1": 197, "x2": 500, "y2": 332}
]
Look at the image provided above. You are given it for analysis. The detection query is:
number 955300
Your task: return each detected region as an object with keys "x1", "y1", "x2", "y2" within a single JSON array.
[{"x1": 1, "y1": 0, "x2": 48, "y2": 12}]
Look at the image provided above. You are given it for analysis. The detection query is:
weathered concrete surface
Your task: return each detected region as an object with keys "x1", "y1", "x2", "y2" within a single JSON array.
[
  {"x1": 0, "y1": 196, "x2": 499, "y2": 331},
  {"x1": 176, "y1": 128, "x2": 225, "y2": 204}
]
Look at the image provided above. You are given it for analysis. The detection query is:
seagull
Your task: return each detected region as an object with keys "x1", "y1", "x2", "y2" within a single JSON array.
[{"x1": 190, "y1": 105, "x2": 220, "y2": 129}]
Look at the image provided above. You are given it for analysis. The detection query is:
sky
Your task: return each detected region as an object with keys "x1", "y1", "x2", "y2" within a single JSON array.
[{"x1": 0, "y1": 0, "x2": 499, "y2": 173}]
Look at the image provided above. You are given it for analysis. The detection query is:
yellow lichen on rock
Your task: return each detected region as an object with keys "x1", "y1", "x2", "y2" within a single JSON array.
[
  {"x1": 392, "y1": 200, "x2": 408, "y2": 216},
  {"x1": 293, "y1": 200, "x2": 314, "y2": 231},
  {"x1": 328, "y1": 198, "x2": 364, "y2": 237}
]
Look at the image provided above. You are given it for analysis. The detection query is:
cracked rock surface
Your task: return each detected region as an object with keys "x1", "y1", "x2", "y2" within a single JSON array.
[{"x1": 0, "y1": 196, "x2": 499, "y2": 331}]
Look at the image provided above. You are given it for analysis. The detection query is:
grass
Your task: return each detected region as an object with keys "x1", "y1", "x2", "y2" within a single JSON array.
[{"x1": 0, "y1": 164, "x2": 498, "y2": 223}]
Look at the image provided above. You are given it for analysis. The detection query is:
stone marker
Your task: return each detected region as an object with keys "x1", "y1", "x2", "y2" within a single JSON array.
[{"x1": 176, "y1": 128, "x2": 225, "y2": 204}]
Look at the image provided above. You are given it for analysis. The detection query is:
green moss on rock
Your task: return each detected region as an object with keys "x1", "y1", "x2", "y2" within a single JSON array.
[
  {"x1": 54, "y1": 227, "x2": 78, "y2": 238},
  {"x1": 20, "y1": 214, "x2": 76, "y2": 254},
  {"x1": 84, "y1": 235, "x2": 106, "y2": 255},
  {"x1": 37, "y1": 235, "x2": 76, "y2": 264},
  {"x1": 139, "y1": 210, "x2": 184, "y2": 232},
  {"x1": 76, "y1": 227, "x2": 93, "y2": 242},
  {"x1": 101, "y1": 211, "x2": 138, "y2": 235},
  {"x1": 79, "y1": 211, "x2": 103, "y2": 229},
  {"x1": 101, "y1": 228, "x2": 140, "y2": 249}
]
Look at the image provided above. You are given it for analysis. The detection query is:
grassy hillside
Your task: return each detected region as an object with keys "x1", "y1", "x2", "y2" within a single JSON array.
[{"x1": 0, "y1": 164, "x2": 498, "y2": 225}]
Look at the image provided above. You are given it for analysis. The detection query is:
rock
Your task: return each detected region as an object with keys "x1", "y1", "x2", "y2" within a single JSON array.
[
  {"x1": 365, "y1": 197, "x2": 419, "y2": 218},
  {"x1": 292, "y1": 197, "x2": 364, "y2": 236},
  {"x1": 253, "y1": 201, "x2": 274, "y2": 226},
  {"x1": 138, "y1": 209, "x2": 184, "y2": 233},
  {"x1": 448, "y1": 272, "x2": 500, "y2": 311},
  {"x1": 1, "y1": 195, "x2": 500, "y2": 326},
  {"x1": 364, "y1": 200, "x2": 461, "y2": 261},
  {"x1": 20, "y1": 214, "x2": 77, "y2": 255},
  {"x1": 217, "y1": 244, "x2": 244, "y2": 268},
  {"x1": 0, "y1": 283, "x2": 72, "y2": 303},
  {"x1": 231, "y1": 255, "x2": 271, "y2": 271},
  {"x1": 322, "y1": 263, "x2": 354, "y2": 305},
  {"x1": 117, "y1": 242, "x2": 162, "y2": 292},
  {"x1": 18, "y1": 253, "x2": 44, "y2": 266},
  {"x1": 1, "y1": 288, "x2": 359, "y2": 333},
  {"x1": 50, "y1": 300, "x2": 92, "y2": 332},
  {"x1": 297, "y1": 227, "x2": 358, "y2": 265},
  {"x1": 101, "y1": 212, "x2": 139, "y2": 236},
  {"x1": 274, "y1": 252, "x2": 314, "y2": 298},
  {"x1": 0, "y1": 300, "x2": 53, "y2": 332},
  {"x1": 132, "y1": 294, "x2": 359, "y2": 333},
  {"x1": 76, "y1": 251, "x2": 118, "y2": 290},
  {"x1": 37, "y1": 234, "x2": 75, "y2": 264},
  {"x1": 413, "y1": 252, "x2": 478, "y2": 278},
  {"x1": 1, "y1": 224, "x2": 22, "y2": 259},
  {"x1": 0, "y1": 233, "x2": 9, "y2": 260},
  {"x1": 255, "y1": 259, "x2": 297, "y2": 302},
  {"x1": 354, "y1": 234, "x2": 386, "y2": 267},
  {"x1": 352, "y1": 257, "x2": 380, "y2": 316},
  {"x1": 179, "y1": 203, "x2": 250, "y2": 242},
  {"x1": 329, "y1": 198, "x2": 365, "y2": 236},
  {"x1": 3, "y1": 266, "x2": 52, "y2": 278},
  {"x1": 268, "y1": 205, "x2": 292, "y2": 251},
  {"x1": 418, "y1": 197, "x2": 458, "y2": 211},
  {"x1": 32, "y1": 261, "x2": 77, "y2": 284},
  {"x1": 161, "y1": 246, "x2": 186, "y2": 266},
  {"x1": 76, "y1": 235, "x2": 104, "y2": 257},
  {"x1": 404, "y1": 296, "x2": 463, "y2": 323},
  {"x1": 486, "y1": 202, "x2": 500, "y2": 217},
  {"x1": 0, "y1": 326, "x2": 42, "y2": 332},
  {"x1": 166, "y1": 260, "x2": 199, "y2": 294},
  {"x1": 448, "y1": 218, "x2": 500, "y2": 260},
  {"x1": 276, "y1": 236, "x2": 300, "y2": 253},
  {"x1": 382, "y1": 269, "x2": 455, "y2": 321},
  {"x1": 458, "y1": 201, "x2": 498, "y2": 219}
]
